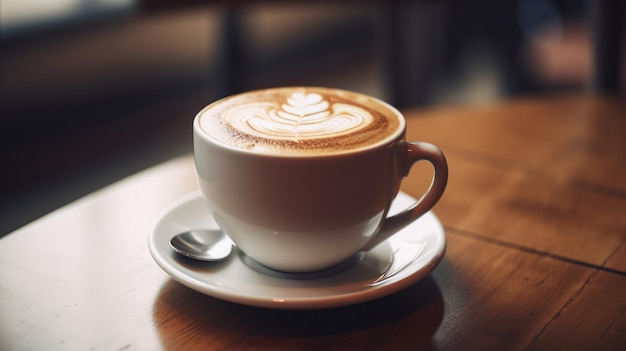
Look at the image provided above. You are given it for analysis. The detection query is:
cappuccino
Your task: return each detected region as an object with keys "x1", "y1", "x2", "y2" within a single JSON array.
[
  {"x1": 197, "y1": 87, "x2": 403, "y2": 155},
  {"x1": 193, "y1": 86, "x2": 448, "y2": 272}
]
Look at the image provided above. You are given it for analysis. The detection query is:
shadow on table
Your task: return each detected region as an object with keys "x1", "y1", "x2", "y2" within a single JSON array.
[{"x1": 153, "y1": 275, "x2": 444, "y2": 350}]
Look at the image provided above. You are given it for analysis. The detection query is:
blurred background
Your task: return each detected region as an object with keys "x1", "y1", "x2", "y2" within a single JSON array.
[{"x1": 1, "y1": 0, "x2": 624, "y2": 235}]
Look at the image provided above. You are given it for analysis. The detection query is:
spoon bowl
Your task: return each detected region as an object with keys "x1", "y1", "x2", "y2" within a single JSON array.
[{"x1": 170, "y1": 229, "x2": 233, "y2": 261}]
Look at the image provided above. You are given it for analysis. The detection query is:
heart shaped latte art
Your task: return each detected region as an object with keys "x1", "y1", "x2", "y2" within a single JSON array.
[{"x1": 223, "y1": 92, "x2": 374, "y2": 141}]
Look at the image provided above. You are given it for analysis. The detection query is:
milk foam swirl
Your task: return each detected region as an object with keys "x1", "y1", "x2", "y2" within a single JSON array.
[
  {"x1": 223, "y1": 92, "x2": 374, "y2": 141},
  {"x1": 199, "y1": 87, "x2": 402, "y2": 155}
]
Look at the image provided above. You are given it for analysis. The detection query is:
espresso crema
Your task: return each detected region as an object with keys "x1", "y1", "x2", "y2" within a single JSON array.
[{"x1": 197, "y1": 87, "x2": 403, "y2": 155}]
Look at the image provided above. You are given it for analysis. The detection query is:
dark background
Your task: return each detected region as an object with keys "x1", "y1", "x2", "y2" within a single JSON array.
[{"x1": 1, "y1": 0, "x2": 623, "y2": 235}]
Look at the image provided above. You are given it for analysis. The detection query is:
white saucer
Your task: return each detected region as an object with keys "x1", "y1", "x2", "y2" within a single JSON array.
[{"x1": 148, "y1": 191, "x2": 446, "y2": 309}]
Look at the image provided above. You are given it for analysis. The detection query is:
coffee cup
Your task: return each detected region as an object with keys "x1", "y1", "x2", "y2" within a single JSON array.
[{"x1": 193, "y1": 87, "x2": 448, "y2": 272}]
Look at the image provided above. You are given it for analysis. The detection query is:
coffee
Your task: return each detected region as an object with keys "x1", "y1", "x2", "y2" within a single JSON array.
[
  {"x1": 193, "y1": 86, "x2": 448, "y2": 272},
  {"x1": 197, "y1": 87, "x2": 403, "y2": 155}
]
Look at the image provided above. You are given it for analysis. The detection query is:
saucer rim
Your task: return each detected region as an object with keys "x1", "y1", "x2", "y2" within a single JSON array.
[{"x1": 148, "y1": 191, "x2": 446, "y2": 309}]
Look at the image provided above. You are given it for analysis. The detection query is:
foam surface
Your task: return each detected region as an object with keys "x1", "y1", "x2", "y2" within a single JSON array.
[{"x1": 198, "y1": 87, "x2": 402, "y2": 155}]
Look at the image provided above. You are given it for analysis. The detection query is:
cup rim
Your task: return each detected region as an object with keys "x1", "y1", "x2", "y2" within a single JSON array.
[{"x1": 193, "y1": 86, "x2": 407, "y2": 158}]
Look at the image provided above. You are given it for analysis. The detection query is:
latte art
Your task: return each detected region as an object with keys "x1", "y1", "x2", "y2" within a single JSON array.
[
  {"x1": 225, "y1": 92, "x2": 374, "y2": 141},
  {"x1": 198, "y1": 87, "x2": 403, "y2": 155}
]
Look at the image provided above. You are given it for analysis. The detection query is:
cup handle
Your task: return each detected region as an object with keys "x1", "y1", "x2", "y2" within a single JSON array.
[{"x1": 362, "y1": 141, "x2": 448, "y2": 251}]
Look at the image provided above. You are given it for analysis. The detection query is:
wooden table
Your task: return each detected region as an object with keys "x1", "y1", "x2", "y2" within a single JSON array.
[{"x1": 1, "y1": 94, "x2": 625, "y2": 350}]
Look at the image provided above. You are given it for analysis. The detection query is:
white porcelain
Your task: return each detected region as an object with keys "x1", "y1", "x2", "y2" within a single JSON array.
[
  {"x1": 148, "y1": 191, "x2": 446, "y2": 309},
  {"x1": 193, "y1": 87, "x2": 448, "y2": 272}
]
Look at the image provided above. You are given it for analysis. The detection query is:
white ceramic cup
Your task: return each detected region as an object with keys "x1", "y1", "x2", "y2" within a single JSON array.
[{"x1": 193, "y1": 87, "x2": 448, "y2": 272}]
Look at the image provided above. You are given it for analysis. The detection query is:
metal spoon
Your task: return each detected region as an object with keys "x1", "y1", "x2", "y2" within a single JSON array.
[{"x1": 169, "y1": 229, "x2": 233, "y2": 261}]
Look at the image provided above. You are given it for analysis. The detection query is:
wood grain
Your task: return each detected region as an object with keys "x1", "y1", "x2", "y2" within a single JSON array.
[
  {"x1": 431, "y1": 233, "x2": 599, "y2": 350},
  {"x1": 403, "y1": 94, "x2": 626, "y2": 272},
  {"x1": 525, "y1": 270, "x2": 626, "y2": 351},
  {"x1": 410, "y1": 150, "x2": 626, "y2": 270},
  {"x1": 405, "y1": 95, "x2": 626, "y2": 192}
]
